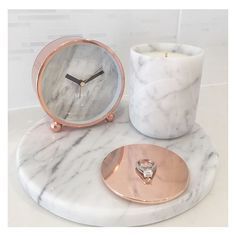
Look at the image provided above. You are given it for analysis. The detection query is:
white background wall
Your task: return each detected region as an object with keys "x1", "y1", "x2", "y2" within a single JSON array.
[{"x1": 8, "y1": 10, "x2": 228, "y2": 109}]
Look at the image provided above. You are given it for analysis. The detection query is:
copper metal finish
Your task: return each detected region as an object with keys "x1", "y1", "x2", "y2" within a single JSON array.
[
  {"x1": 50, "y1": 121, "x2": 63, "y2": 132},
  {"x1": 106, "y1": 113, "x2": 115, "y2": 122},
  {"x1": 32, "y1": 36, "x2": 125, "y2": 129},
  {"x1": 101, "y1": 144, "x2": 189, "y2": 204}
]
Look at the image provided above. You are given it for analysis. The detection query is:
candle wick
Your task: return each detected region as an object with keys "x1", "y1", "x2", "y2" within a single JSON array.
[{"x1": 165, "y1": 52, "x2": 168, "y2": 58}]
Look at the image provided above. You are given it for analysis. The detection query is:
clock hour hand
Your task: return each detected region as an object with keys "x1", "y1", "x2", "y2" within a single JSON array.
[
  {"x1": 84, "y1": 70, "x2": 104, "y2": 84},
  {"x1": 65, "y1": 74, "x2": 83, "y2": 85}
]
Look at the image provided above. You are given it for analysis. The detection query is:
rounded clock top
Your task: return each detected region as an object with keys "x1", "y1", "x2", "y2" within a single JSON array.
[{"x1": 33, "y1": 37, "x2": 125, "y2": 128}]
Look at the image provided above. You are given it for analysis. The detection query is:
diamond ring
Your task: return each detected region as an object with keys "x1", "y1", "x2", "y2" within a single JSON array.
[{"x1": 136, "y1": 159, "x2": 157, "y2": 184}]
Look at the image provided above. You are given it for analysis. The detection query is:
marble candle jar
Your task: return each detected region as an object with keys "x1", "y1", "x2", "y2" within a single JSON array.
[{"x1": 129, "y1": 43, "x2": 204, "y2": 139}]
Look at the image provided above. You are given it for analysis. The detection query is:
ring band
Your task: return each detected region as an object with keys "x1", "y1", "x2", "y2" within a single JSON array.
[{"x1": 136, "y1": 159, "x2": 157, "y2": 183}]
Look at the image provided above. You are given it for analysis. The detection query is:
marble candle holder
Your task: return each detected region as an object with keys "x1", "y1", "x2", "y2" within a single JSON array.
[{"x1": 129, "y1": 43, "x2": 204, "y2": 139}]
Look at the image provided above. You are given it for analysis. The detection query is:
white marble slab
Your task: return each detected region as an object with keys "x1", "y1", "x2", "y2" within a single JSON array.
[{"x1": 16, "y1": 100, "x2": 218, "y2": 226}]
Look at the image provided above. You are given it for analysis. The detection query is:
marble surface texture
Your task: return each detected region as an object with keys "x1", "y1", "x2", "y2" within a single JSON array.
[
  {"x1": 41, "y1": 43, "x2": 120, "y2": 124},
  {"x1": 129, "y1": 43, "x2": 204, "y2": 139},
  {"x1": 16, "y1": 100, "x2": 218, "y2": 226}
]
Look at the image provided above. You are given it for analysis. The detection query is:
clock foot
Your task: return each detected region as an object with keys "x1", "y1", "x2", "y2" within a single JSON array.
[
  {"x1": 50, "y1": 121, "x2": 62, "y2": 132},
  {"x1": 106, "y1": 113, "x2": 115, "y2": 122}
]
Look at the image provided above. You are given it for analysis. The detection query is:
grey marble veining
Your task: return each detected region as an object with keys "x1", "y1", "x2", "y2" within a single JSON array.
[
  {"x1": 17, "y1": 100, "x2": 218, "y2": 226},
  {"x1": 129, "y1": 43, "x2": 204, "y2": 139},
  {"x1": 42, "y1": 43, "x2": 121, "y2": 124}
]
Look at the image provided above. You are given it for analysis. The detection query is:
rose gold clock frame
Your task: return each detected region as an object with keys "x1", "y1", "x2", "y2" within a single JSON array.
[{"x1": 32, "y1": 36, "x2": 125, "y2": 132}]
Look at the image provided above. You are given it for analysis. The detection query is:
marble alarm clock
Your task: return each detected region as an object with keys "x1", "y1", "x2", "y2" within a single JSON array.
[{"x1": 32, "y1": 36, "x2": 125, "y2": 131}]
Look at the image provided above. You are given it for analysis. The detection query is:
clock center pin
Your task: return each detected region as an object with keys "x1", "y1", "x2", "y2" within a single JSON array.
[{"x1": 80, "y1": 81, "x2": 86, "y2": 87}]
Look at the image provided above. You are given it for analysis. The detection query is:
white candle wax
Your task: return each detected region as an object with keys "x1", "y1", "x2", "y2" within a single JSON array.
[{"x1": 143, "y1": 51, "x2": 188, "y2": 58}]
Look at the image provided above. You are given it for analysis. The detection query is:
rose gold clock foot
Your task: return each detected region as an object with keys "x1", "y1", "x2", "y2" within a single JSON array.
[
  {"x1": 50, "y1": 121, "x2": 62, "y2": 132},
  {"x1": 106, "y1": 113, "x2": 115, "y2": 122}
]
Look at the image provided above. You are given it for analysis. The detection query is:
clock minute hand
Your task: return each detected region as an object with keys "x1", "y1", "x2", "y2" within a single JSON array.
[
  {"x1": 65, "y1": 74, "x2": 83, "y2": 85},
  {"x1": 84, "y1": 70, "x2": 104, "y2": 84}
]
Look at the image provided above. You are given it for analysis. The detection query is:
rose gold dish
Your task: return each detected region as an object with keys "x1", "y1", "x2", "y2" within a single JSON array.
[
  {"x1": 101, "y1": 144, "x2": 189, "y2": 204},
  {"x1": 32, "y1": 36, "x2": 125, "y2": 132}
]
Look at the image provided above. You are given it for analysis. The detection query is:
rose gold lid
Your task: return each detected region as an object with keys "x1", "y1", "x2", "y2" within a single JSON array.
[{"x1": 101, "y1": 144, "x2": 189, "y2": 204}]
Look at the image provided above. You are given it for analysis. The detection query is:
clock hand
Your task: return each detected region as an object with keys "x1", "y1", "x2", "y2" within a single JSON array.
[
  {"x1": 65, "y1": 74, "x2": 83, "y2": 85},
  {"x1": 84, "y1": 70, "x2": 104, "y2": 84}
]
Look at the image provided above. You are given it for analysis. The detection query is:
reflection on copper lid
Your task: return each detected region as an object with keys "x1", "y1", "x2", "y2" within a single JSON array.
[{"x1": 101, "y1": 144, "x2": 189, "y2": 204}]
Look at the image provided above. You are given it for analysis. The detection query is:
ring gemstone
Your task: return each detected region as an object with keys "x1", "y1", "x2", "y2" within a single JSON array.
[{"x1": 136, "y1": 159, "x2": 157, "y2": 183}]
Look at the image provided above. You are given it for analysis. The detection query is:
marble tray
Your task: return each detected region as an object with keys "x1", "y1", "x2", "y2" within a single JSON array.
[{"x1": 16, "y1": 100, "x2": 218, "y2": 226}]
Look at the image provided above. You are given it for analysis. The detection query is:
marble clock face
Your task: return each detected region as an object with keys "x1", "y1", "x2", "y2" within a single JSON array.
[{"x1": 40, "y1": 42, "x2": 122, "y2": 125}]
